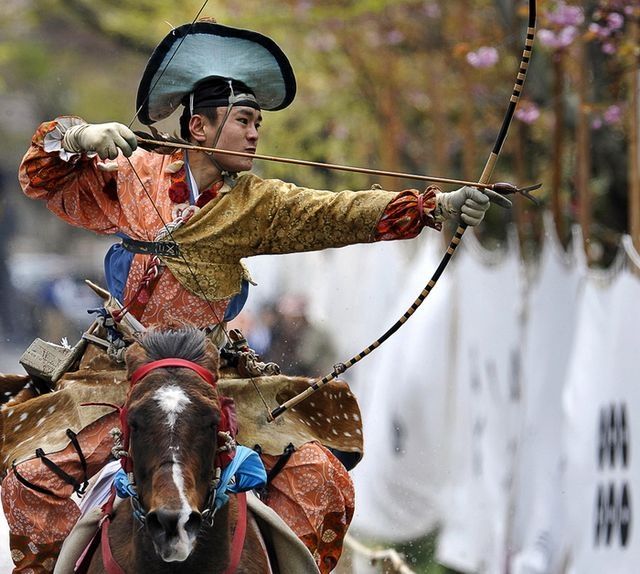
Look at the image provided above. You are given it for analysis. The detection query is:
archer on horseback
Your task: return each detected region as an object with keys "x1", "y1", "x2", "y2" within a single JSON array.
[{"x1": 8, "y1": 18, "x2": 506, "y2": 573}]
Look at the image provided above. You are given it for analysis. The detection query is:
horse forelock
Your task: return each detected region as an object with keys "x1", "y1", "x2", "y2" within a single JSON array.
[
  {"x1": 127, "y1": 372, "x2": 220, "y2": 528},
  {"x1": 139, "y1": 327, "x2": 208, "y2": 364},
  {"x1": 127, "y1": 328, "x2": 221, "y2": 434}
]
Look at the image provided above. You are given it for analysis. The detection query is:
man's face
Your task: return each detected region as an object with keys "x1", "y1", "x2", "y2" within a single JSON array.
[{"x1": 205, "y1": 106, "x2": 262, "y2": 173}]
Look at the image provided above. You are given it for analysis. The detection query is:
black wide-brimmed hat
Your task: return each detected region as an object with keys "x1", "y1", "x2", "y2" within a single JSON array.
[{"x1": 136, "y1": 21, "x2": 297, "y2": 125}]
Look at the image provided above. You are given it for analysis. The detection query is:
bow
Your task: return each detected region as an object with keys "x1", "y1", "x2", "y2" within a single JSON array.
[{"x1": 270, "y1": 0, "x2": 538, "y2": 420}]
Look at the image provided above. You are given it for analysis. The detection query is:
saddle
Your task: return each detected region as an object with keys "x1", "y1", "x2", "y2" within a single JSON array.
[{"x1": 0, "y1": 318, "x2": 363, "y2": 475}]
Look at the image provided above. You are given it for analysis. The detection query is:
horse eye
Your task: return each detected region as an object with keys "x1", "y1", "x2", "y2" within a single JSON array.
[{"x1": 128, "y1": 413, "x2": 142, "y2": 432}]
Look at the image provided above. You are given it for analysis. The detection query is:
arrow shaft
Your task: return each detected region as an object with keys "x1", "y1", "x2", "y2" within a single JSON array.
[{"x1": 136, "y1": 136, "x2": 495, "y2": 189}]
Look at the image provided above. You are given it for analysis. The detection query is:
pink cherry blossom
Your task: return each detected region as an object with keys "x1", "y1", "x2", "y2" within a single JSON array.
[
  {"x1": 515, "y1": 102, "x2": 541, "y2": 124},
  {"x1": 386, "y1": 29, "x2": 405, "y2": 45},
  {"x1": 607, "y1": 12, "x2": 624, "y2": 29},
  {"x1": 589, "y1": 22, "x2": 611, "y2": 38},
  {"x1": 546, "y1": 3, "x2": 584, "y2": 26},
  {"x1": 466, "y1": 46, "x2": 499, "y2": 68},
  {"x1": 539, "y1": 26, "x2": 578, "y2": 49},
  {"x1": 603, "y1": 104, "x2": 623, "y2": 124}
]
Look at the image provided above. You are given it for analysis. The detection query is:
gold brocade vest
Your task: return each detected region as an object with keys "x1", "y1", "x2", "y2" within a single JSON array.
[{"x1": 162, "y1": 173, "x2": 396, "y2": 300}]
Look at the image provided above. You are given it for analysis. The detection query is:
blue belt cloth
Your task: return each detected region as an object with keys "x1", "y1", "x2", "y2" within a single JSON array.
[{"x1": 103, "y1": 235, "x2": 249, "y2": 321}]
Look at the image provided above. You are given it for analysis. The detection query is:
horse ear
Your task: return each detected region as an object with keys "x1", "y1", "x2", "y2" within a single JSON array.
[
  {"x1": 202, "y1": 339, "x2": 220, "y2": 375},
  {"x1": 125, "y1": 342, "x2": 149, "y2": 378}
]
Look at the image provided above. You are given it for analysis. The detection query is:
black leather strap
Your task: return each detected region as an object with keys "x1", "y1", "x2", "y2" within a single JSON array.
[
  {"x1": 121, "y1": 237, "x2": 181, "y2": 258},
  {"x1": 11, "y1": 460, "x2": 56, "y2": 497},
  {"x1": 266, "y1": 443, "x2": 296, "y2": 485},
  {"x1": 66, "y1": 428, "x2": 89, "y2": 495}
]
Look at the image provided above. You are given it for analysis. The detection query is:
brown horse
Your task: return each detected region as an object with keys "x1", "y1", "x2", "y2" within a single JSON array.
[{"x1": 87, "y1": 328, "x2": 270, "y2": 574}]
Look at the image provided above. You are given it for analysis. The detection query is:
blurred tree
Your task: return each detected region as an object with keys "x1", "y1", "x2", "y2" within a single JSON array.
[
  {"x1": 1, "y1": 1, "x2": 636, "y2": 246},
  {"x1": 1, "y1": 0, "x2": 638, "y2": 569}
]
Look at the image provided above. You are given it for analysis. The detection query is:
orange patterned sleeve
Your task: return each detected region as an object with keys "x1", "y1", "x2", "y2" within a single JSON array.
[
  {"x1": 374, "y1": 185, "x2": 442, "y2": 241},
  {"x1": 18, "y1": 117, "x2": 122, "y2": 234}
]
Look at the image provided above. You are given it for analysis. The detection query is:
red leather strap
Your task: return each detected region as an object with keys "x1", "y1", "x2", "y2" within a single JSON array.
[
  {"x1": 223, "y1": 492, "x2": 248, "y2": 574},
  {"x1": 100, "y1": 491, "x2": 126, "y2": 574},
  {"x1": 74, "y1": 489, "x2": 125, "y2": 574},
  {"x1": 100, "y1": 516, "x2": 126, "y2": 574},
  {"x1": 130, "y1": 358, "x2": 217, "y2": 387}
]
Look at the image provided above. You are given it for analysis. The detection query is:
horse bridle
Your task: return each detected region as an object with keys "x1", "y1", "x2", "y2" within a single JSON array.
[
  {"x1": 80, "y1": 358, "x2": 243, "y2": 574},
  {"x1": 119, "y1": 358, "x2": 236, "y2": 525}
]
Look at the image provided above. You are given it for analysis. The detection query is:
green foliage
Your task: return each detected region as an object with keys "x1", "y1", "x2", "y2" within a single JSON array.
[
  {"x1": 393, "y1": 531, "x2": 454, "y2": 573},
  {"x1": 0, "y1": 42, "x2": 50, "y2": 86},
  {"x1": 0, "y1": 0, "x2": 635, "y2": 247}
]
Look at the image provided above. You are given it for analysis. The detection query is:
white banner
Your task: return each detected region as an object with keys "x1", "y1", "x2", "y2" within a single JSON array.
[
  {"x1": 563, "y1": 246, "x2": 640, "y2": 574},
  {"x1": 437, "y1": 231, "x2": 524, "y2": 574},
  {"x1": 509, "y1": 222, "x2": 586, "y2": 574},
  {"x1": 350, "y1": 233, "x2": 453, "y2": 541}
]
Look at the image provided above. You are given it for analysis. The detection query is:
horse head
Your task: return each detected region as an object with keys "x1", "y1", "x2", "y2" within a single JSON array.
[{"x1": 122, "y1": 327, "x2": 232, "y2": 563}]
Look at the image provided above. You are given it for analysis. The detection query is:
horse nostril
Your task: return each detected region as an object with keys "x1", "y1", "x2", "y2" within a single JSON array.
[
  {"x1": 147, "y1": 509, "x2": 181, "y2": 539},
  {"x1": 185, "y1": 511, "x2": 202, "y2": 537}
]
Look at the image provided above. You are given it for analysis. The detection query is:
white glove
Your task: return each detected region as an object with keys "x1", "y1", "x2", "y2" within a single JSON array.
[
  {"x1": 62, "y1": 122, "x2": 138, "y2": 160},
  {"x1": 435, "y1": 186, "x2": 512, "y2": 226}
]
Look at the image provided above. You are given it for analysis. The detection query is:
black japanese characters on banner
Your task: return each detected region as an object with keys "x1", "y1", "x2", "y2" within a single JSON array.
[{"x1": 594, "y1": 403, "x2": 632, "y2": 548}]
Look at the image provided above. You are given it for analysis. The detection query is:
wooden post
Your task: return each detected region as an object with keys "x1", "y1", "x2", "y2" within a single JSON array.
[
  {"x1": 629, "y1": 14, "x2": 640, "y2": 251},
  {"x1": 431, "y1": 57, "x2": 450, "y2": 178},
  {"x1": 575, "y1": 37, "x2": 592, "y2": 260},
  {"x1": 552, "y1": 51, "x2": 566, "y2": 243}
]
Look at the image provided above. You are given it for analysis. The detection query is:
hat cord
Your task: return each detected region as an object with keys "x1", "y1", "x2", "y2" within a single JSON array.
[{"x1": 202, "y1": 79, "x2": 237, "y2": 178}]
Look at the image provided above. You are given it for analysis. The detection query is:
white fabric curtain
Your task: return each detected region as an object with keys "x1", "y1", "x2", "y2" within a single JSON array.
[
  {"x1": 509, "y1": 220, "x2": 586, "y2": 574},
  {"x1": 350, "y1": 233, "x2": 453, "y2": 540},
  {"x1": 436, "y1": 230, "x2": 524, "y2": 574},
  {"x1": 562, "y1": 240, "x2": 640, "y2": 574},
  {"x1": 191, "y1": 229, "x2": 640, "y2": 573}
]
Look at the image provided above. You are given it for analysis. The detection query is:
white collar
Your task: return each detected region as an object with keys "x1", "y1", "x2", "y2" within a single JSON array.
[{"x1": 184, "y1": 153, "x2": 200, "y2": 203}]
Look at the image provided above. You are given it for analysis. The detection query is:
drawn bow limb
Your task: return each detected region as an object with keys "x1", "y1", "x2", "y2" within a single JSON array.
[{"x1": 270, "y1": 0, "x2": 538, "y2": 421}]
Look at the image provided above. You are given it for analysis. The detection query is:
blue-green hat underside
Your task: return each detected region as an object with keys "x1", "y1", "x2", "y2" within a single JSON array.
[{"x1": 137, "y1": 22, "x2": 296, "y2": 125}]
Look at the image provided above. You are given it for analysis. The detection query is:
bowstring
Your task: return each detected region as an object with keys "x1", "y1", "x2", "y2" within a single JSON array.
[
  {"x1": 127, "y1": 0, "x2": 210, "y2": 130},
  {"x1": 269, "y1": 0, "x2": 538, "y2": 420},
  {"x1": 120, "y1": 0, "x2": 232, "y2": 334},
  {"x1": 124, "y1": 157, "x2": 229, "y2": 331}
]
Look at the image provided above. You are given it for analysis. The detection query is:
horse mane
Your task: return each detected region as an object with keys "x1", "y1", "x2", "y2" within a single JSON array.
[{"x1": 139, "y1": 327, "x2": 207, "y2": 364}]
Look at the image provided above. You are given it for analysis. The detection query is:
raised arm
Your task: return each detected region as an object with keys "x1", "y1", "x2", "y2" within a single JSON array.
[{"x1": 18, "y1": 117, "x2": 136, "y2": 234}]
